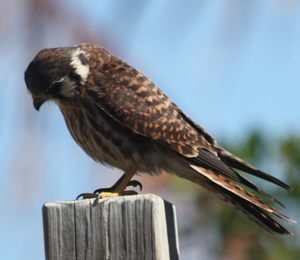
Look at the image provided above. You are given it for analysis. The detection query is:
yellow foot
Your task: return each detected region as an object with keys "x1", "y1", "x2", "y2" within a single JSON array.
[
  {"x1": 100, "y1": 190, "x2": 138, "y2": 198},
  {"x1": 100, "y1": 192, "x2": 120, "y2": 198},
  {"x1": 76, "y1": 180, "x2": 142, "y2": 200}
]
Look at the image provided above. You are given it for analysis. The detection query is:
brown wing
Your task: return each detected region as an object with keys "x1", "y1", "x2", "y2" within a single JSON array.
[
  {"x1": 85, "y1": 49, "x2": 290, "y2": 191},
  {"x1": 88, "y1": 57, "x2": 215, "y2": 158},
  {"x1": 82, "y1": 45, "x2": 294, "y2": 234}
]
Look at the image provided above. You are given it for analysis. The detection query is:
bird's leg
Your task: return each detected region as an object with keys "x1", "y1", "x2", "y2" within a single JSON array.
[
  {"x1": 99, "y1": 167, "x2": 139, "y2": 198},
  {"x1": 76, "y1": 167, "x2": 141, "y2": 200}
]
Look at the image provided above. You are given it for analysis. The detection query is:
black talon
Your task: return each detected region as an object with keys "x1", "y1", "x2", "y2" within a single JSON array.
[
  {"x1": 127, "y1": 180, "x2": 143, "y2": 191},
  {"x1": 76, "y1": 193, "x2": 99, "y2": 200},
  {"x1": 76, "y1": 193, "x2": 84, "y2": 200}
]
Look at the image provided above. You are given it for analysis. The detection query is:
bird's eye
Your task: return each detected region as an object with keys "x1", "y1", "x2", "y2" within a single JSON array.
[{"x1": 35, "y1": 96, "x2": 42, "y2": 102}]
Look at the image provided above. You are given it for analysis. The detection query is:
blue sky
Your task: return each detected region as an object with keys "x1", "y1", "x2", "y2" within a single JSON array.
[
  {"x1": 59, "y1": 0, "x2": 300, "y2": 138},
  {"x1": 0, "y1": 1, "x2": 299, "y2": 259}
]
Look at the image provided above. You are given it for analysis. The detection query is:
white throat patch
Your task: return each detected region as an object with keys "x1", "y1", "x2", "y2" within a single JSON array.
[{"x1": 70, "y1": 48, "x2": 90, "y2": 85}]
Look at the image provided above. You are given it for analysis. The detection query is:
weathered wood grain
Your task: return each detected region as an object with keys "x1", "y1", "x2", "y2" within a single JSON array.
[{"x1": 43, "y1": 194, "x2": 180, "y2": 260}]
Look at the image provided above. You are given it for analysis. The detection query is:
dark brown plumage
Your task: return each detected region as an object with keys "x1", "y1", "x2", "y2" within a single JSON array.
[{"x1": 25, "y1": 43, "x2": 294, "y2": 235}]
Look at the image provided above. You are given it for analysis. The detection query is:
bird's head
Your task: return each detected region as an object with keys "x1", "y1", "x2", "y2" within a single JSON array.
[{"x1": 25, "y1": 46, "x2": 90, "y2": 111}]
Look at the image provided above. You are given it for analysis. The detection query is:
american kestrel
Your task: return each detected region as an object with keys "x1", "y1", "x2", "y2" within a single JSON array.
[{"x1": 25, "y1": 44, "x2": 294, "y2": 235}]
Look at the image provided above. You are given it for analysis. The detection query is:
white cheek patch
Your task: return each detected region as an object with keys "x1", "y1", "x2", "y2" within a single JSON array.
[{"x1": 70, "y1": 48, "x2": 90, "y2": 85}]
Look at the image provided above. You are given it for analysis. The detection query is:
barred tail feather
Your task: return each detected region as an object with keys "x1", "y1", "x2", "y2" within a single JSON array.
[
  {"x1": 213, "y1": 184, "x2": 294, "y2": 236},
  {"x1": 190, "y1": 165, "x2": 295, "y2": 235}
]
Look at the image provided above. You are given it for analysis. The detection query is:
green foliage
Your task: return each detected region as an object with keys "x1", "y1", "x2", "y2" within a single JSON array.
[{"x1": 281, "y1": 135, "x2": 300, "y2": 198}]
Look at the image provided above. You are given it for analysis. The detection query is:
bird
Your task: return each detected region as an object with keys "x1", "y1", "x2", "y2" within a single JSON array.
[{"x1": 25, "y1": 43, "x2": 294, "y2": 235}]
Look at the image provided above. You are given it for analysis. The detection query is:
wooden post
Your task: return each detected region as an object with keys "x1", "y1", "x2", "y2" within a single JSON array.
[{"x1": 43, "y1": 194, "x2": 180, "y2": 260}]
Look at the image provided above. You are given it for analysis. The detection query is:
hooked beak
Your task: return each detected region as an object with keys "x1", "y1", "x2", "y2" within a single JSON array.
[{"x1": 33, "y1": 98, "x2": 45, "y2": 111}]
